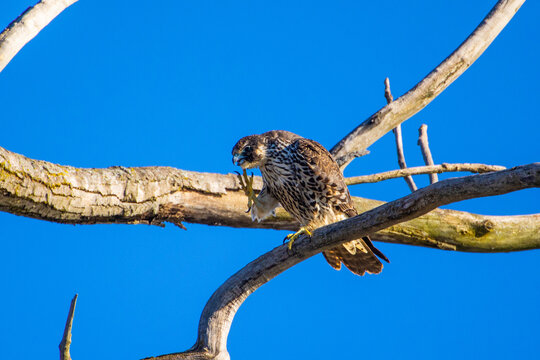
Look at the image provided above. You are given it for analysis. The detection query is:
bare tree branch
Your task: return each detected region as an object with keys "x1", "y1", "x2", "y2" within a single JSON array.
[
  {"x1": 393, "y1": 124, "x2": 418, "y2": 192},
  {"x1": 59, "y1": 294, "x2": 77, "y2": 360},
  {"x1": 2, "y1": 146, "x2": 538, "y2": 252},
  {"x1": 418, "y1": 124, "x2": 438, "y2": 183},
  {"x1": 0, "y1": 0, "x2": 78, "y2": 73},
  {"x1": 393, "y1": 124, "x2": 417, "y2": 190},
  {"x1": 331, "y1": 0, "x2": 526, "y2": 164},
  {"x1": 345, "y1": 163, "x2": 506, "y2": 185},
  {"x1": 334, "y1": 149, "x2": 370, "y2": 168},
  {"x1": 0, "y1": 1, "x2": 534, "y2": 359},
  {"x1": 385, "y1": 77, "x2": 418, "y2": 192},
  {"x1": 145, "y1": 163, "x2": 539, "y2": 360}
]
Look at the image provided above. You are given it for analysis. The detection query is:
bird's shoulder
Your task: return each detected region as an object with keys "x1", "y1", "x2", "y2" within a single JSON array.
[{"x1": 291, "y1": 138, "x2": 339, "y2": 174}]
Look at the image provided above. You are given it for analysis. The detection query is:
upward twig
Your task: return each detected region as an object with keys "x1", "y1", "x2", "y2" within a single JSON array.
[
  {"x1": 418, "y1": 124, "x2": 438, "y2": 183},
  {"x1": 59, "y1": 294, "x2": 78, "y2": 360},
  {"x1": 386, "y1": 78, "x2": 418, "y2": 192}
]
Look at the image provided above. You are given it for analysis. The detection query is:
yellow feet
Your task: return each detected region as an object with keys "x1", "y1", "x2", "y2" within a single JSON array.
[
  {"x1": 284, "y1": 227, "x2": 312, "y2": 250},
  {"x1": 236, "y1": 169, "x2": 258, "y2": 212}
]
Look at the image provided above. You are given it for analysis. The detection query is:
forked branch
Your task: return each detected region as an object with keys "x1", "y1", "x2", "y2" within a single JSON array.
[
  {"x1": 331, "y1": 0, "x2": 526, "y2": 166},
  {"x1": 147, "y1": 163, "x2": 539, "y2": 360}
]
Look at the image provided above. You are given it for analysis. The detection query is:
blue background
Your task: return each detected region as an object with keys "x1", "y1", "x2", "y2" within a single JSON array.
[{"x1": 0, "y1": 1, "x2": 538, "y2": 359}]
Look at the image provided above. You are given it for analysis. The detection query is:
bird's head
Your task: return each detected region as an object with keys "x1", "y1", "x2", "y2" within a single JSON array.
[{"x1": 232, "y1": 135, "x2": 267, "y2": 169}]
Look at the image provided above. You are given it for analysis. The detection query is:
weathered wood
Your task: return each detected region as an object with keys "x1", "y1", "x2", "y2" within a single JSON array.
[
  {"x1": 2, "y1": 146, "x2": 538, "y2": 253},
  {"x1": 59, "y1": 294, "x2": 77, "y2": 360},
  {"x1": 0, "y1": 1, "x2": 534, "y2": 360},
  {"x1": 331, "y1": 0, "x2": 526, "y2": 165},
  {"x1": 0, "y1": 0, "x2": 78, "y2": 72},
  {"x1": 148, "y1": 163, "x2": 540, "y2": 360}
]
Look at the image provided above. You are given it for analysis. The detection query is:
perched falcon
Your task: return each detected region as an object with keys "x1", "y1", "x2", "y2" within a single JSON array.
[{"x1": 232, "y1": 130, "x2": 389, "y2": 276}]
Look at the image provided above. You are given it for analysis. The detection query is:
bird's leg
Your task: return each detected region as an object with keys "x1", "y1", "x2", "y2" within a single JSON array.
[
  {"x1": 283, "y1": 227, "x2": 312, "y2": 251},
  {"x1": 235, "y1": 169, "x2": 258, "y2": 213}
]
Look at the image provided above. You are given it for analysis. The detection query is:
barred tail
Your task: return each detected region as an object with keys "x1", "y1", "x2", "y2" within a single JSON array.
[{"x1": 322, "y1": 236, "x2": 389, "y2": 276}]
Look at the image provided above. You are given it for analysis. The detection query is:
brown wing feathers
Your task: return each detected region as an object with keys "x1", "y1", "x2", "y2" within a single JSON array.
[{"x1": 293, "y1": 139, "x2": 389, "y2": 275}]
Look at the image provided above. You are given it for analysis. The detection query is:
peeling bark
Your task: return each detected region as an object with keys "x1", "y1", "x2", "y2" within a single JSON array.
[{"x1": 1, "y1": 146, "x2": 538, "y2": 253}]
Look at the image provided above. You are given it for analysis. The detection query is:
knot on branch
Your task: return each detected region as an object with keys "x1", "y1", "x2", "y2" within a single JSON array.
[{"x1": 475, "y1": 219, "x2": 495, "y2": 237}]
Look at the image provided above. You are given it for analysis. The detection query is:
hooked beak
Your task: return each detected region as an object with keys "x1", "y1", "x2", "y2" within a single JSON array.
[{"x1": 232, "y1": 153, "x2": 245, "y2": 166}]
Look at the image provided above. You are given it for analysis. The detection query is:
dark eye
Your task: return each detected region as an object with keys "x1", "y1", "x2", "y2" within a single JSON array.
[{"x1": 244, "y1": 146, "x2": 252, "y2": 152}]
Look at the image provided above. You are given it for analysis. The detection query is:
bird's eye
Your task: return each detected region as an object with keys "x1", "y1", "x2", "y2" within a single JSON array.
[{"x1": 244, "y1": 146, "x2": 252, "y2": 152}]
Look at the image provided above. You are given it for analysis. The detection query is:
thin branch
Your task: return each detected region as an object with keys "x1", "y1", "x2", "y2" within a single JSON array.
[
  {"x1": 59, "y1": 294, "x2": 78, "y2": 360},
  {"x1": 331, "y1": 0, "x2": 526, "y2": 166},
  {"x1": 148, "y1": 163, "x2": 540, "y2": 360},
  {"x1": 345, "y1": 163, "x2": 506, "y2": 185},
  {"x1": 386, "y1": 77, "x2": 418, "y2": 192},
  {"x1": 2, "y1": 146, "x2": 538, "y2": 252},
  {"x1": 418, "y1": 124, "x2": 438, "y2": 183},
  {"x1": 0, "y1": 0, "x2": 78, "y2": 73},
  {"x1": 384, "y1": 77, "x2": 394, "y2": 104},
  {"x1": 393, "y1": 124, "x2": 417, "y2": 191}
]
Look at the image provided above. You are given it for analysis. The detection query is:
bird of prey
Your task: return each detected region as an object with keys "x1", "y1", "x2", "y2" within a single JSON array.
[{"x1": 232, "y1": 130, "x2": 389, "y2": 276}]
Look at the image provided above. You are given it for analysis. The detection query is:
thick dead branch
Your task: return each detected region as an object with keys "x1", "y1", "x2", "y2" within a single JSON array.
[
  {"x1": 386, "y1": 77, "x2": 417, "y2": 192},
  {"x1": 418, "y1": 124, "x2": 438, "y2": 183},
  {"x1": 59, "y1": 294, "x2": 77, "y2": 360},
  {"x1": 0, "y1": 0, "x2": 78, "y2": 73},
  {"x1": 331, "y1": 0, "x2": 525, "y2": 165},
  {"x1": 345, "y1": 163, "x2": 506, "y2": 185},
  {"x1": 146, "y1": 163, "x2": 540, "y2": 360},
  {"x1": 2, "y1": 146, "x2": 538, "y2": 252}
]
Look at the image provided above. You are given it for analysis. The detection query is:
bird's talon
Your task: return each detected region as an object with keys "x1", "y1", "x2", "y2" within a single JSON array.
[
  {"x1": 287, "y1": 238, "x2": 295, "y2": 251},
  {"x1": 283, "y1": 227, "x2": 311, "y2": 253},
  {"x1": 283, "y1": 234, "x2": 292, "y2": 245},
  {"x1": 236, "y1": 169, "x2": 258, "y2": 212}
]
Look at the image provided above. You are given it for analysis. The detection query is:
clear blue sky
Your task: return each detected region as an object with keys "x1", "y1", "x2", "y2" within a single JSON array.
[{"x1": 0, "y1": 1, "x2": 538, "y2": 359}]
